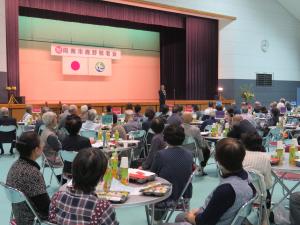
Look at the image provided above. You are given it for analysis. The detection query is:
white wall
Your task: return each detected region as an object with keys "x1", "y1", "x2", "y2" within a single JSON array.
[
  {"x1": 148, "y1": 0, "x2": 300, "y2": 81},
  {"x1": 0, "y1": 0, "x2": 6, "y2": 72}
]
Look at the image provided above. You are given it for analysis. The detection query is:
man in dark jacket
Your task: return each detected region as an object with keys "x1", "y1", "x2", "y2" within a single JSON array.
[{"x1": 0, "y1": 107, "x2": 17, "y2": 154}]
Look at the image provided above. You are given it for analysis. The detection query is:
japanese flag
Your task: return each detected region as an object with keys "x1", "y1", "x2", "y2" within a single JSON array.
[{"x1": 62, "y1": 56, "x2": 88, "y2": 75}]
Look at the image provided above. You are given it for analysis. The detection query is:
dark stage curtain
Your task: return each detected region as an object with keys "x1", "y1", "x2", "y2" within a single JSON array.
[
  {"x1": 186, "y1": 17, "x2": 218, "y2": 100},
  {"x1": 19, "y1": 0, "x2": 185, "y2": 29},
  {"x1": 160, "y1": 29, "x2": 186, "y2": 100},
  {"x1": 6, "y1": 0, "x2": 20, "y2": 95}
]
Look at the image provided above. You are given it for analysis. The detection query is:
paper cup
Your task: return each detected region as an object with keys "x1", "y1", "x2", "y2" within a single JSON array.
[
  {"x1": 292, "y1": 138, "x2": 298, "y2": 146},
  {"x1": 277, "y1": 140, "x2": 284, "y2": 149},
  {"x1": 123, "y1": 142, "x2": 128, "y2": 148},
  {"x1": 120, "y1": 157, "x2": 129, "y2": 168}
]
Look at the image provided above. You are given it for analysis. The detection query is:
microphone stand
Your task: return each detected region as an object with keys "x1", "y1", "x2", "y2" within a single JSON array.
[{"x1": 173, "y1": 88, "x2": 176, "y2": 106}]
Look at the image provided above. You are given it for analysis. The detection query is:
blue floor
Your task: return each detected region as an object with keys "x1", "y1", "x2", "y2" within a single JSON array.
[{"x1": 0, "y1": 144, "x2": 297, "y2": 225}]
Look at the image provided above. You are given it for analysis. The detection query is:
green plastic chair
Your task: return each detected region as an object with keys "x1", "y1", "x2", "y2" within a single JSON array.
[{"x1": 0, "y1": 181, "x2": 56, "y2": 225}]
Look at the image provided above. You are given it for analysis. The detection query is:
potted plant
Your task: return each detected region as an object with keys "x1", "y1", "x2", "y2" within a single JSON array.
[{"x1": 240, "y1": 84, "x2": 255, "y2": 103}]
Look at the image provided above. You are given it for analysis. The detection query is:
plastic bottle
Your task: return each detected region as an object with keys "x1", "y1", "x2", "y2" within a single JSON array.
[
  {"x1": 276, "y1": 140, "x2": 284, "y2": 164},
  {"x1": 111, "y1": 149, "x2": 119, "y2": 179},
  {"x1": 289, "y1": 139, "x2": 298, "y2": 165},
  {"x1": 211, "y1": 123, "x2": 217, "y2": 137},
  {"x1": 103, "y1": 163, "x2": 112, "y2": 192},
  {"x1": 106, "y1": 131, "x2": 111, "y2": 142},
  {"x1": 120, "y1": 157, "x2": 129, "y2": 185},
  {"x1": 223, "y1": 123, "x2": 230, "y2": 137},
  {"x1": 98, "y1": 128, "x2": 102, "y2": 141},
  {"x1": 114, "y1": 129, "x2": 120, "y2": 141},
  {"x1": 102, "y1": 130, "x2": 107, "y2": 147}
]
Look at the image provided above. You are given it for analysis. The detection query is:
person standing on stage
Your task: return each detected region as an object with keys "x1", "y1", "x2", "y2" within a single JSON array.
[{"x1": 159, "y1": 84, "x2": 167, "y2": 111}]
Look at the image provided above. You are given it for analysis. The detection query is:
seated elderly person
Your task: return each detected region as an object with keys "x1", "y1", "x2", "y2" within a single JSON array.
[
  {"x1": 0, "y1": 107, "x2": 17, "y2": 155},
  {"x1": 202, "y1": 102, "x2": 215, "y2": 121},
  {"x1": 158, "y1": 104, "x2": 170, "y2": 124},
  {"x1": 81, "y1": 109, "x2": 101, "y2": 131},
  {"x1": 59, "y1": 104, "x2": 69, "y2": 121},
  {"x1": 133, "y1": 104, "x2": 143, "y2": 122},
  {"x1": 240, "y1": 107, "x2": 256, "y2": 127},
  {"x1": 80, "y1": 105, "x2": 88, "y2": 122},
  {"x1": 49, "y1": 148, "x2": 119, "y2": 225},
  {"x1": 105, "y1": 105, "x2": 113, "y2": 115},
  {"x1": 277, "y1": 98, "x2": 286, "y2": 109},
  {"x1": 182, "y1": 112, "x2": 211, "y2": 169},
  {"x1": 142, "y1": 107, "x2": 155, "y2": 132},
  {"x1": 253, "y1": 101, "x2": 262, "y2": 114},
  {"x1": 267, "y1": 107, "x2": 280, "y2": 126},
  {"x1": 200, "y1": 111, "x2": 216, "y2": 132},
  {"x1": 111, "y1": 114, "x2": 127, "y2": 140},
  {"x1": 123, "y1": 110, "x2": 141, "y2": 133},
  {"x1": 58, "y1": 104, "x2": 78, "y2": 129},
  {"x1": 22, "y1": 105, "x2": 33, "y2": 123},
  {"x1": 141, "y1": 118, "x2": 167, "y2": 170},
  {"x1": 167, "y1": 105, "x2": 183, "y2": 126},
  {"x1": 34, "y1": 106, "x2": 50, "y2": 135},
  {"x1": 6, "y1": 131, "x2": 50, "y2": 225},
  {"x1": 192, "y1": 105, "x2": 202, "y2": 120},
  {"x1": 124, "y1": 103, "x2": 134, "y2": 115},
  {"x1": 62, "y1": 115, "x2": 91, "y2": 176},
  {"x1": 242, "y1": 133, "x2": 272, "y2": 208},
  {"x1": 227, "y1": 115, "x2": 257, "y2": 140},
  {"x1": 171, "y1": 138, "x2": 256, "y2": 225},
  {"x1": 151, "y1": 125, "x2": 193, "y2": 220},
  {"x1": 40, "y1": 111, "x2": 62, "y2": 166}
]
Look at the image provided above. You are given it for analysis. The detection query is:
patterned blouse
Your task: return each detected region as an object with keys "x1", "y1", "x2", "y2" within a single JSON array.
[
  {"x1": 49, "y1": 188, "x2": 119, "y2": 225},
  {"x1": 6, "y1": 157, "x2": 50, "y2": 225}
]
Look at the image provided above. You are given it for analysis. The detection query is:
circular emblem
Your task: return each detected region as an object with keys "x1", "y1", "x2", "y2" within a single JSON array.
[
  {"x1": 71, "y1": 61, "x2": 80, "y2": 71},
  {"x1": 55, "y1": 46, "x2": 62, "y2": 54},
  {"x1": 95, "y1": 62, "x2": 105, "y2": 72}
]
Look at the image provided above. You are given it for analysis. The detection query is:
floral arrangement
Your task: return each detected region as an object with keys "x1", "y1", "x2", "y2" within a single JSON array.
[{"x1": 240, "y1": 84, "x2": 255, "y2": 103}]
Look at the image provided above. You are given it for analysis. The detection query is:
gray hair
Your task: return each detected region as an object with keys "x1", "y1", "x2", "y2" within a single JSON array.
[
  {"x1": 88, "y1": 109, "x2": 97, "y2": 121},
  {"x1": 62, "y1": 104, "x2": 69, "y2": 112},
  {"x1": 69, "y1": 105, "x2": 78, "y2": 114},
  {"x1": 0, "y1": 107, "x2": 9, "y2": 116},
  {"x1": 42, "y1": 111, "x2": 57, "y2": 128},
  {"x1": 81, "y1": 105, "x2": 88, "y2": 113},
  {"x1": 41, "y1": 106, "x2": 50, "y2": 114},
  {"x1": 25, "y1": 105, "x2": 33, "y2": 113}
]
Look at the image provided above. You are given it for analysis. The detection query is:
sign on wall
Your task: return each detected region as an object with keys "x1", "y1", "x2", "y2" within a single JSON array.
[
  {"x1": 51, "y1": 44, "x2": 120, "y2": 76},
  {"x1": 51, "y1": 44, "x2": 121, "y2": 59}
]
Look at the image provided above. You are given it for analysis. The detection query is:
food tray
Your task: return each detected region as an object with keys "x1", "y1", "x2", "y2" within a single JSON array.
[
  {"x1": 96, "y1": 191, "x2": 129, "y2": 203},
  {"x1": 129, "y1": 169, "x2": 156, "y2": 184},
  {"x1": 140, "y1": 183, "x2": 171, "y2": 197}
]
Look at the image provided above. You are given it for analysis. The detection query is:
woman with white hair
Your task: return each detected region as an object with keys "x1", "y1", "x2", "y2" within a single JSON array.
[
  {"x1": 80, "y1": 105, "x2": 88, "y2": 122},
  {"x1": 81, "y1": 109, "x2": 101, "y2": 131},
  {"x1": 40, "y1": 111, "x2": 62, "y2": 166}
]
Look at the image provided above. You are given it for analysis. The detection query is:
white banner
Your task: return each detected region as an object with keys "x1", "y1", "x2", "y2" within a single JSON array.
[
  {"x1": 88, "y1": 58, "x2": 112, "y2": 76},
  {"x1": 62, "y1": 57, "x2": 88, "y2": 75},
  {"x1": 51, "y1": 44, "x2": 121, "y2": 59}
]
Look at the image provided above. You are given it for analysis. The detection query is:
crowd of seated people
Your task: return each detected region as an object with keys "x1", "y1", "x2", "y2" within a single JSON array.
[
  {"x1": 3, "y1": 97, "x2": 300, "y2": 225},
  {"x1": 169, "y1": 138, "x2": 256, "y2": 225}
]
